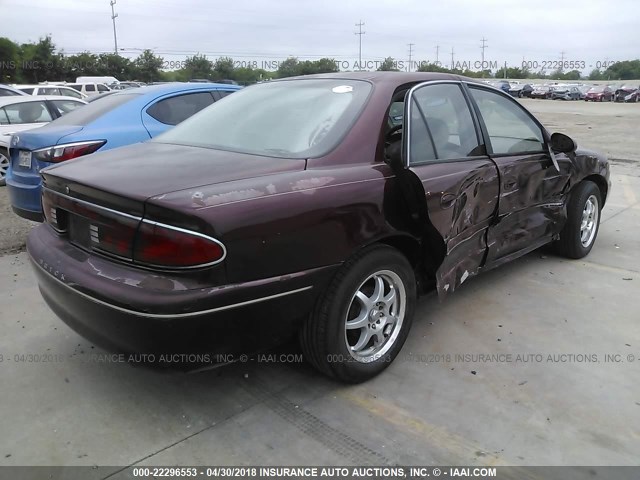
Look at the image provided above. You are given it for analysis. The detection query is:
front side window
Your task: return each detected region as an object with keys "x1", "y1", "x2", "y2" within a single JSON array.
[
  {"x1": 408, "y1": 83, "x2": 480, "y2": 164},
  {"x1": 3, "y1": 101, "x2": 53, "y2": 124},
  {"x1": 147, "y1": 92, "x2": 215, "y2": 126},
  {"x1": 97, "y1": 84, "x2": 109, "y2": 92},
  {"x1": 40, "y1": 87, "x2": 59, "y2": 95},
  {"x1": 156, "y1": 79, "x2": 372, "y2": 159},
  {"x1": 18, "y1": 87, "x2": 34, "y2": 95},
  {"x1": 470, "y1": 87, "x2": 544, "y2": 155},
  {"x1": 85, "y1": 84, "x2": 95, "y2": 92}
]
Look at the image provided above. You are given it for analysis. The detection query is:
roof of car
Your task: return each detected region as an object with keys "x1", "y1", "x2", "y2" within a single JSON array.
[
  {"x1": 106, "y1": 82, "x2": 242, "y2": 98},
  {"x1": 277, "y1": 71, "x2": 483, "y2": 86},
  {"x1": 0, "y1": 95, "x2": 87, "y2": 107}
]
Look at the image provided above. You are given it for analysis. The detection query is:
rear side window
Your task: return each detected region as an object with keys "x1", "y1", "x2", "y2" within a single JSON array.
[
  {"x1": 146, "y1": 92, "x2": 215, "y2": 126},
  {"x1": 60, "y1": 87, "x2": 82, "y2": 99},
  {"x1": 85, "y1": 84, "x2": 96, "y2": 92},
  {"x1": 0, "y1": 108, "x2": 9, "y2": 124},
  {"x1": 3, "y1": 101, "x2": 53, "y2": 124},
  {"x1": 50, "y1": 93, "x2": 139, "y2": 126},
  {"x1": 68, "y1": 85, "x2": 81, "y2": 92},
  {"x1": 19, "y1": 88, "x2": 34, "y2": 94},
  {"x1": 51, "y1": 99, "x2": 85, "y2": 116},
  {"x1": 40, "y1": 87, "x2": 60, "y2": 95},
  {"x1": 408, "y1": 83, "x2": 480, "y2": 163}
]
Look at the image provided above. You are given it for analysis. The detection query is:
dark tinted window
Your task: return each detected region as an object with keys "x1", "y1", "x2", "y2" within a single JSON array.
[
  {"x1": 68, "y1": 84, "x2": 82, "y2": 91},
  {"x1": 85, "y1": 84, "x2": 95, "y2": 92},
  {"x1": 97, "y1": 84, "x2": 109, "y2": 92},
  {"x1": 50, "y1": 93, "x2": 139, "y2": 126},
  {"x1": 146, "y1": 92, "x2": 215, "y2": 126},
  {"x1": 18, "y1": 88, "x2": 34, "y2": 95}
]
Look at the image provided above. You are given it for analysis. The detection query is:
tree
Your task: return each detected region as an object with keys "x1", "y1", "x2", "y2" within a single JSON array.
[
  {"x1": 495, "y1": 67, "x2": 528, "y2": 79},
  {"x1": 276, "y1": 57, "x2": 300, "y2": 78},
  {"x1": 213, "y1": 57, "x2": 234, "y2": 80},
  {"x1": 312, "y1": 58, "x2": 339, "y2": 74},
  {"x1": 183, "y1": 54, "x2": 213, "y2": 80},
  {"x1": 588, "y1": 69, "x2": 604, "y2": 80},
  {"x1": 378, "y1": 57, "x2": 399, "y2": 71},
  {"x1": 0, "y1": 37, "x2": 20, "y2": 82},
  {"x1": 604, "y1": 60, "x2": 640, "y2": 80},
  {"x1": 134, "y1": 49, "x2": 164, "y2": 83},
  {"x1": 417, "y1": 62, "x2": 451, "y2": 73}
]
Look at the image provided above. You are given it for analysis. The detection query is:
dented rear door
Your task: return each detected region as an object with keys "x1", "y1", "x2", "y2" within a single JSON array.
[{"x1": 404, "y1": 81, "x2": 499, "y2": 297}]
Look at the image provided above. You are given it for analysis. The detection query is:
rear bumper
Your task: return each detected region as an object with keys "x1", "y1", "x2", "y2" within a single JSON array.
[
  {"x1": 6, "y1": 175, "x2": 43, "y2": 220},
  {"x1": 28, "y1": 225, "x2": 339, "y2": 363}
]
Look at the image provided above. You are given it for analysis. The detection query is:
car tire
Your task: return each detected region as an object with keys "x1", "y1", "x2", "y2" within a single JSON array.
[
  {"x1": 0, "y1": 147, "x2": 9, "y2": 187},
  {"x1": 554, "y1": 181, "x2": 602, "y2": 259},
  {"x1": 300, "y1": 244, "x2": 416, "y2": 383}
]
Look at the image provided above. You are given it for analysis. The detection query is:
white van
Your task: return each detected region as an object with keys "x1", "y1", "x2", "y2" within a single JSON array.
[
  {"x1": 66, "y1": 83, "x2": 112, "y2": 97},
  {"x1": 75, "y1": 76, "x2": 119, "y2": 85}
]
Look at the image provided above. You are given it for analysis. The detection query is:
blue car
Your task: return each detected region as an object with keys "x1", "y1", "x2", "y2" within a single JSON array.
[{"x1": 7, "y1": 82, "x2": 240, "y2": 220}]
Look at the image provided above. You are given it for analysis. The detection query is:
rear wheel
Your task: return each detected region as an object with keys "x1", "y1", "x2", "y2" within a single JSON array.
[
  {"x1": 555, "y1": 181, "x2": 602, "y2": 259},
  {"x1": 300, "y1": 245, "x2": 416, "y2": 383},
  {"x1": 0, "y1": 147, "x2": 9, "y2": 187}
]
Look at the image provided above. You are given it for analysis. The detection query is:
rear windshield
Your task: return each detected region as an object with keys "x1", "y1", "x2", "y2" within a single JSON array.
[
  {"x1": 154, "y1": 79, "x2": 372, "y2": 159},
  {"x1": 50, "y1": 92, "x2": 140, "y2": 126}
]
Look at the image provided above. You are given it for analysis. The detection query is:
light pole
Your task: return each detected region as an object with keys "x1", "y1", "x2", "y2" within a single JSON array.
[{"x1": 110, "y1": 0, "x2": 119, "y2": 55}]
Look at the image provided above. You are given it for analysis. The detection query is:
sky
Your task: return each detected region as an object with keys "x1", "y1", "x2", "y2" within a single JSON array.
[{"x1": 1, "y1": 0, "x2": 638, "y2": 73}]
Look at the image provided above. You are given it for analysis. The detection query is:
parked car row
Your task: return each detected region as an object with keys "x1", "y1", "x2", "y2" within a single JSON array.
[
  {"x1": 5, "y1": 72, "x2": 611, "y2": 382},
  {"x1": 518, "y1": 82, "x2": 639, "y2": 102},
  {"x1": 0, "y1": 95, "x2": 87, "y2": 185},
  {"x1": 5, "y1": 82, "x2": 240, "y2": 217}
]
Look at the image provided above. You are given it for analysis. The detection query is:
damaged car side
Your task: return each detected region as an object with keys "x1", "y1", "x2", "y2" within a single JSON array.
[{"x1": 26, "y1": 72, "x2": 610, "y2": 383}]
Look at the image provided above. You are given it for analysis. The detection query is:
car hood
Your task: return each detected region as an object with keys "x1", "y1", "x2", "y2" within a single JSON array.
[{"x1": 42, "y1": 142, "x2": 307, "y2": 202}]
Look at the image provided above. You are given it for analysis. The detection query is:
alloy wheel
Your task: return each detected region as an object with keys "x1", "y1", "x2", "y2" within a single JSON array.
[
  {"x1": 344, "y1": 270, "x2": 406, "y2": 363},
  {"x1": 580, "y1": 194, "x2": 599, "y2": 247}
]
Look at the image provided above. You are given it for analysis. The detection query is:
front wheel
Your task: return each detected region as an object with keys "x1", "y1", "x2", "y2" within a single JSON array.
[
  {"x1": 555, "y1": 181, "x2": 602, "y2": 259},
  {"x1": 300, "y1": 245, "x2": 416, "y2": 383}
]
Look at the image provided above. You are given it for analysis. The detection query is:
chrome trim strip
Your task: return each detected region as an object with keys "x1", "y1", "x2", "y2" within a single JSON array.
[
  {"x1": 43, "y1": 187, "x2": 142, "y2": 221},
  {"x1": 33, "y1": 140, "x2": 106, "y2": 154},
  {"x1": 404, "y1": 79, "x2": 467, "y2": 168},
  {"x1": 33, "y1": 259, "x2": 313, "y2": 319}
]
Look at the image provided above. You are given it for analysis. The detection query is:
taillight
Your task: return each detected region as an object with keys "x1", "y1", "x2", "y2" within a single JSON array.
[
  {"x1": 133, "y1": 222, "x2": 226, "y2": 268},
  {"x1": 33, "y1": 140, "x2": 106, "y2": 163}
]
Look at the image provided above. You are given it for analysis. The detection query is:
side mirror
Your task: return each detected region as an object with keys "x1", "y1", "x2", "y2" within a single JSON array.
[{"x1": 549, "y1": 132, "x2": 577, "y2": 153}]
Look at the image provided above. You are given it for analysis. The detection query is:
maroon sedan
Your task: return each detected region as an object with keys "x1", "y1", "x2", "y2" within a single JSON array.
[
  {"x1": 584, "y1": 85, "x2": 614, "y2": 101},
  {"x1": 28, "y1": 72, "x2": 610, "y2": 382}
]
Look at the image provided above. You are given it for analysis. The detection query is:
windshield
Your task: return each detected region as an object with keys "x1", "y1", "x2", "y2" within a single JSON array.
[
  {"x1": 50, "y1": 92, "x2": 140, "y2": 126},
  {"x1": 155, "y1": 79, "x2": 371, "y2": 158}
]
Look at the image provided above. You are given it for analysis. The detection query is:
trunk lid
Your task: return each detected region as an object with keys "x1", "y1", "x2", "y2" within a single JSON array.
[{"x1": 41, "y1": 142, "x2": 306, "y2": 204}]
